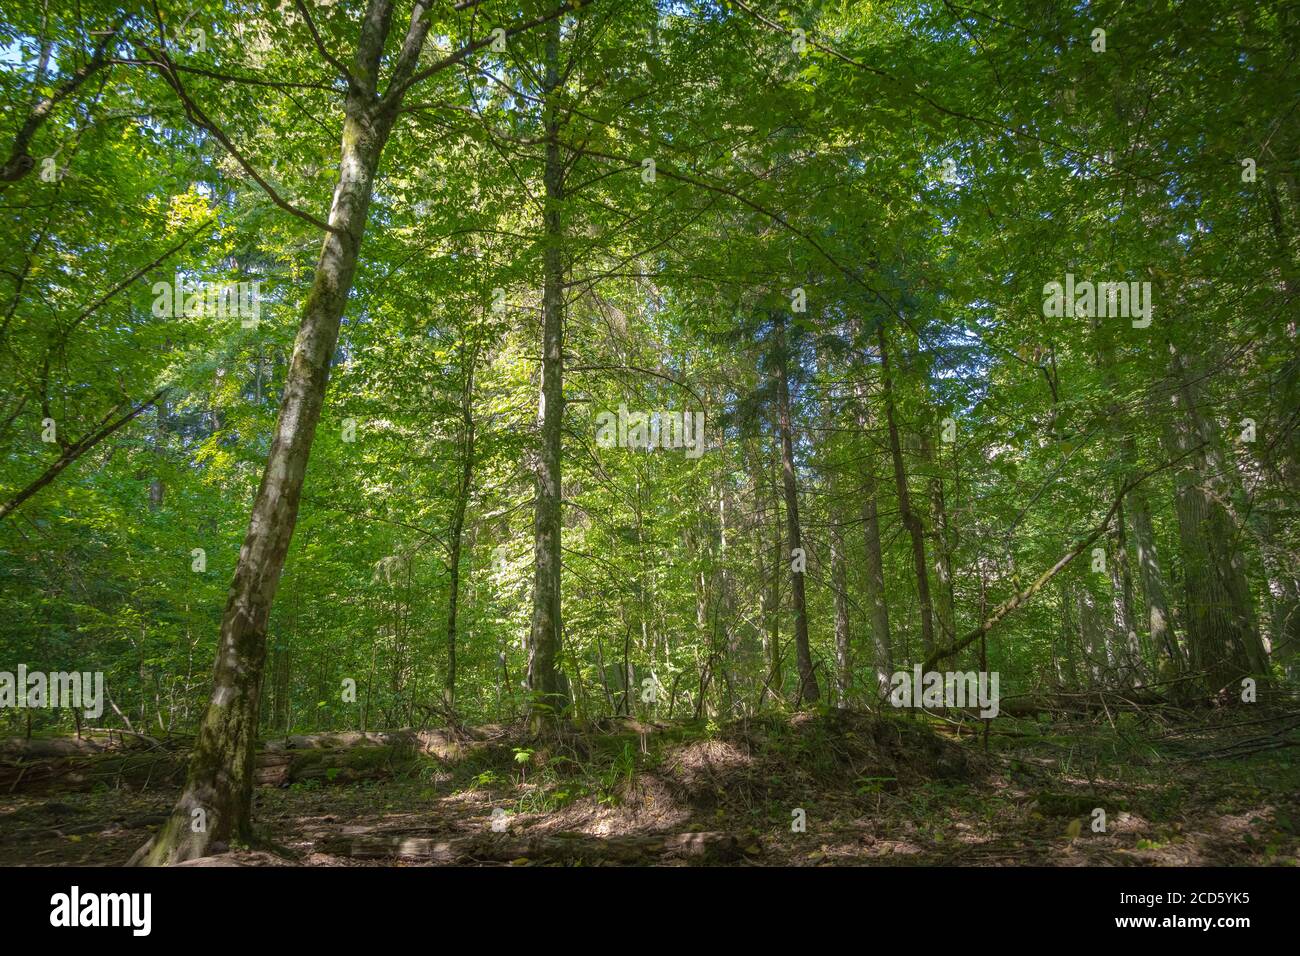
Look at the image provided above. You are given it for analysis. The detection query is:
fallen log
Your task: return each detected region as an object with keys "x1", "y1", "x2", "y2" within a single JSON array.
[
  {"x1": 0, "y1": 732, "x2": 165, "y2": 758},
  {"x1": 317, "y1": 829, "x2": 746, "y2": 864},
  {"x1": 263, "y1": 727, "x2": 494, "y2": 761},
  {"x1": 0, "y1": 752, "x2": 186, "y2": 795},
  {"x1": 173, "y1": 851, "x2": 289, "y2": 867},
  {"x1": 0, "y1": 741, "x2": 423, "y2": 795},
  {"x1": 926, "y1": 691, "x2": 1172, "y2": 720}
]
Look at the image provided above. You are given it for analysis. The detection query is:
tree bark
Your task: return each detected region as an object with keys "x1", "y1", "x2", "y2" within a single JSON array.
[
  {"x1": 853, "y1": 382, "x2": 892, "y2": 698},
  {"x1": 1165, "y1": 342, "x2": 1268, "y2": 695},
  {"x1": 754, "y1": 442, "x2": 782, "y2": 702},
  {"x1": 1107, "y1": 495, "x2": 1140, "y2": 682},
  {"x1": 876, "y1": 324, "x2": 936, "y2": 657},
  {"x1": 920, "y1": 430, "x2": 956, "y2": 643},
  {"x1": 1260, "y1": 509, "x2": 1300, "y2": 674},
  {"x1": 134, "y1": 0, "x2": 428, "y2": 865},
  {"x1": 1077, "y1": 582, "x2": 1106, "y2": 687},
  {"x1": 1128, "y1": 479, "x2": 1182, "y2": 669},
  {"x1": 831, "y1": 515, "x2": 851, "y2": 707},
  {"x1": 1093, "y1": 324, "x2": 1181, "y2": 675},
  {"x1": 526, "y1": 16, "x2": 570, "y2": 721},
  {"x1": 444, "y1": 358, "x2": 476, "y2": 711},
  {"x1": 771, "y1": 311, "x2": 818, "y2": 704}
]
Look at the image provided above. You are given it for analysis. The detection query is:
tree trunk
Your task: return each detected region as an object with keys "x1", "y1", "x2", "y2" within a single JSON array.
[
  {"x1": 770, "y1": 312, "x2": 819, "y2": 704},
  {"x1": 831, "y1": 516, "x2": 851, "y2": 707},
  {"x1": 1077, "y1": 583, "x2": 1106, "y2": 687},
  {"x1": 1128, "y1": 480, "x2": 1182, "y2": 669},
  {"x1": 1165, "y1": 343, "x2": 1268, "y2": 695},
  {"x1": 1092, "y1": 328, "x2": 1179, "y2": 675},
  {"x1": 134, "y1": 1, "x2": 420, "y2": 865},
  {"x1": 1107, "y1": 495, "x2": 1141, "y2": 682},
  {"x1": 755, "y1": 443, "x2": 782, "y2": 702},
  {"x1": 1260, "y1": 509, "x2": 1300, "y2": 674},
  {"x1": 920, "y1": 430, "x2": 955, "y2": 643},
  {"x1": 526, "y1": 16, "x2": 569, "y2": 721},
  {"x1": 853, "y1": 383, "x2": 892, "y2": 698},
  {"x1": 876, "y1": 324, "x2": 936, "y2": 657},
  {"x1": 444, "y1": 360, "x2": 476, "y2": 711}
]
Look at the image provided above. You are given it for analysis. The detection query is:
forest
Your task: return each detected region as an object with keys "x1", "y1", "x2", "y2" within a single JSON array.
[{"x1": 0, "y1": 0, "x2": 1297, "y2": 876}]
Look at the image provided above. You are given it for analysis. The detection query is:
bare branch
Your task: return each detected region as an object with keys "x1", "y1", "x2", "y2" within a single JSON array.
[
  {"x1": 110, "y1": 58, "x2": 336, "y2": 91},
  {"x1": 385, "y1": 1, "x2": 435, "y2": 99},
  {"x1": 64, "y1": 217, "x2": 216, "y2": 338}
]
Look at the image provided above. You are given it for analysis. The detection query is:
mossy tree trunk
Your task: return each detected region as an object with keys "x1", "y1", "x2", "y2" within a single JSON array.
[
  {"x1": 527, "y1": 15, "x2": 570, "y2": 724},
  {"x1": 135, "y1": 0, "x2": 432, "y2": 865}
]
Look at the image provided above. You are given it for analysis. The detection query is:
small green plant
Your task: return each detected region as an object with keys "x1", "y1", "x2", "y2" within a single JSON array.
[
  {"x1": 856, "y1": 776, "x2": 896, "y2": 797},
  {"x1": 470, "y1": 769, "x2": 498, "y2": 790},
  {"x1": 513, "y1": 746, "x2": 535, "y2": 783}
]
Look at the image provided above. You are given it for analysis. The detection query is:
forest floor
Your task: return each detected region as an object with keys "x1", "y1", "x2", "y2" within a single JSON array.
[{"x1": 2, "y1": 708, "x2": 1297, "y2": 866}]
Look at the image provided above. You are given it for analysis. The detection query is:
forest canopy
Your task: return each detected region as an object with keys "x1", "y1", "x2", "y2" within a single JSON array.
[{"x1": 0, "y1": 0, "x2": 1296, "y2": 869}]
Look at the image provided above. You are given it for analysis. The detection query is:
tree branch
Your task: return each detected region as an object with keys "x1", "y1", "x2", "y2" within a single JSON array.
[
  {"x1": 380, "y1": 0, "x2": 595, "y2": 110},
  {"x1": 138, "y1": 42, "x2": 340, "y2": 234},
  {"x1": 0, "y1": 388, "x2": 170, "y2": 522},
  {"x1": 293, "y1": 0, "x2": 361, "y2": 91},
  {"x1": 921, "y1": 443, "x2": 1209, "y2": 671},
  {"x1": 1, "y1": 20, "x2": 123, "y2": 181}
]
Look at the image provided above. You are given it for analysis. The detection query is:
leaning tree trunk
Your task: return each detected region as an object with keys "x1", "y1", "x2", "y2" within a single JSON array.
[
  {"x1": 526, "y1": 16, "x2": 569, "y2": 723},
  {"x1": 876, "y1": 324, "x2": 936, "y2": 657},
  {"x1": 771, "y1": 311, "x2": 818, "y2": 704},
  {"x1": 134, "y1": 2, "x2": 423, "y2": 865}
]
